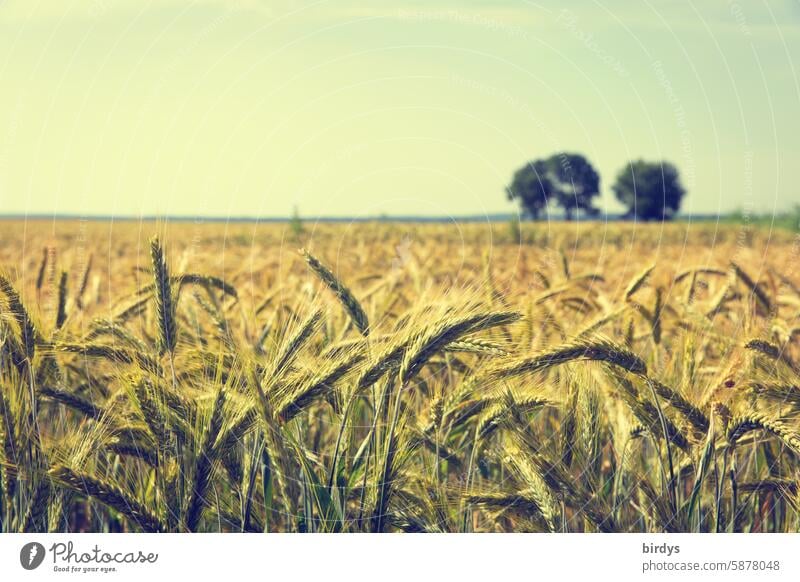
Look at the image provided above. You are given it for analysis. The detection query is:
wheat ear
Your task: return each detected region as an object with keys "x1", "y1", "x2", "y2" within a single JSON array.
[
  {"x1": 76, "y1": 253, "x2": 93, "y2": 309},
  {"x1": 50, "y1": 465, "x2": 163, "y2": 532},
  {"x1": 55, "y1": 271, "x2": 68, "y2": 329},
  {"x1": 301, "y1": 249, "x2": 370, "y2": 336},
  {"x1": 727, "y1": 414, "x2": 800, "y2": 456},
  {"x1": 150, "y1": 237, "x2": 177, "y2": 354},
  {"x1": 487, "y1": 336, "x2": 647, "y2": 381},
  {"x1": 625, "y1": 264, "x2": 655, "y2": 301},
  {"x1": 0, "y1": 273, "x2": 38, "y2": 358}
]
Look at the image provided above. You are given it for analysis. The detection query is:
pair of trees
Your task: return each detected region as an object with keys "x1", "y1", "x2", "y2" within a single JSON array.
[{"x1": 506, "y1": 154, "x2": 685, "y2": 221}]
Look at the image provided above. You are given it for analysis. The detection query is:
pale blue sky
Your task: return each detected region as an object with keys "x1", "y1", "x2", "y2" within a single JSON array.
[{"x1": 1, "y1": 0, "x2": 799, "y2": 217}]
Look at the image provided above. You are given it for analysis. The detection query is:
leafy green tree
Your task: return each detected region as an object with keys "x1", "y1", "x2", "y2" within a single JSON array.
[
  {"x1": 612, "y1": 160, "x2": 686, "y2": 220},
  {"x1": 506, "y1": 159, "x2": 552, "y2": 219},
  {"x1": 548, "y1": 153, "x2": 601, "y2": 220},
  {"x1": 507, "y1": 153, "x2": 600, "y2": 219}
]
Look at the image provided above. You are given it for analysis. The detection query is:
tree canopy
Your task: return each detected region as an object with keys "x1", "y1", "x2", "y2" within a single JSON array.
[
  {"x1": 506, "y1": 153, "x2": 600, "y2": 219},
  {"x1": 612, "y1": 160, "x2": 685, "y2": 220}
]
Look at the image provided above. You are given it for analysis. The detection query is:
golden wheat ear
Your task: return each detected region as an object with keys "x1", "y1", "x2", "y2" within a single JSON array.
[
  {"x1": 624, "y1": 264, "x2": 655, "y2": 302},
  {"x1": 728, "y1": 414, "x2": 800, "y2": 456},
  {"x1": 300, "y1": 249, "x2": 370, "y2": 336},
  {"x1": 486, "y1": 336, "x2": 647, "y2": 381},
  {"x1": 0, "y1": 272, "x2": 39, "y2": 359},
  {"x1": 49, "y1": 465, "x2": 164, "y2": 532},
  {"x1": 150, "y1": 236, "x2": 177, "y2": 355}
]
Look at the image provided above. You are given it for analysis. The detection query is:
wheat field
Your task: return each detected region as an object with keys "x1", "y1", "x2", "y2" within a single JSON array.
[{"x1": 1, "y1": 218, "x2": 799, "y2": 533}]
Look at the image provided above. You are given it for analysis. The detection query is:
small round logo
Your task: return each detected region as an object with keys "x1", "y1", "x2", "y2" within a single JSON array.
[{"x1": 20, "y1": 542, "x2": 46, "y2": 570}]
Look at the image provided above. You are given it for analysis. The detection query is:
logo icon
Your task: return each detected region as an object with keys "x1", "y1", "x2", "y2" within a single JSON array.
[{"x1": 20, "y1": 542, "x2": 46, "y2": 570}]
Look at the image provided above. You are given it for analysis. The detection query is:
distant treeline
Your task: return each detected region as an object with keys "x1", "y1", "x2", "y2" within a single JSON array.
[
  {"x1": 3, "y1": 211, "x2": 799, "y2": 230},
  {"x1": 506, "y1": 153, "x2": 685, "y2": 221},
  {"x1": 720, "y1": 206, "x2": 800, "y2": 233}
]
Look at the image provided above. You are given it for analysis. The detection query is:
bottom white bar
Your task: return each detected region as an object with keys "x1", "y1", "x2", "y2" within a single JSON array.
[{"x1": 1, "y1": 534, "x2": 797, "y2": 581}]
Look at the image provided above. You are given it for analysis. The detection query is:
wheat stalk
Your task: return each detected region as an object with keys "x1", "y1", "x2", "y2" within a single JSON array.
[
  {"x1": 184, "y1": 386, "x2": 227, "y2": 531},
  {"x1": 730, "y1": 261, "x2": 772, "y2": 313}
]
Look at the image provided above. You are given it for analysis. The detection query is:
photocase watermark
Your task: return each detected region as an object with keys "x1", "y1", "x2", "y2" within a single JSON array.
[
  {"x1": 730, "y1": 149, "x2": 755, "y2": 263},
  {"x1": 0, "y1": 92, "x2": 24, "y2": 205},
  {"x1": 728, "y1": 1, "x2": 752, "y2": 37},
  {"x1": 556, "y1": 9, "x2": 629, "y2": 78},
  {"x1": 652, "y1": 60, "x2": 696, "y2": 190},
  {"x1": 18, "y1": 541, "x2": 158, "y2": 574},
  {"x1": 87, "y1": 0, "x2": 109, "y2": 19},
  {"x1": 394, "y1": 7, "x2": 529, "y2": 41},
  {"x1": 448, "y1": 74, "x2": 564, "y2": 166},
  {"x1": 391, "y1": 234, "x2": 414, "y2": 273},
  {"x1": 20, "y1": 542, "x2": 46, "y2": 570}
]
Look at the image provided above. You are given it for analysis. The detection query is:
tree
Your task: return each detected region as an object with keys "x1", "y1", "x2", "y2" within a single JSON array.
[
  {"x1": 612, "y1": 160, "x2": 686, "y2": 220},
  {"x1": 290, "y1": 205, "x2": 304, "y2": 239},
  {"x1": 506, "y1": 153, "x2": 600, "y2": 219},
  {"x1": 505, "y1": 159, "x2": 551, "y2": 219},
  {"x1": 548, "y1": 153, "x2": 601, "y2": 220}
]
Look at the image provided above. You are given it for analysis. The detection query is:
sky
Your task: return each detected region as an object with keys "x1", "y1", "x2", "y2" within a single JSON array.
[{"x1": 1, "y1": 0, "x2": 799, "y2": 218}]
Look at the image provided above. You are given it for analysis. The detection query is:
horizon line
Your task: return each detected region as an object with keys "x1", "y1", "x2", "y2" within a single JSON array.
[{"x1": 0, "y1": 212, "x2": 755, "y2": 224}]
